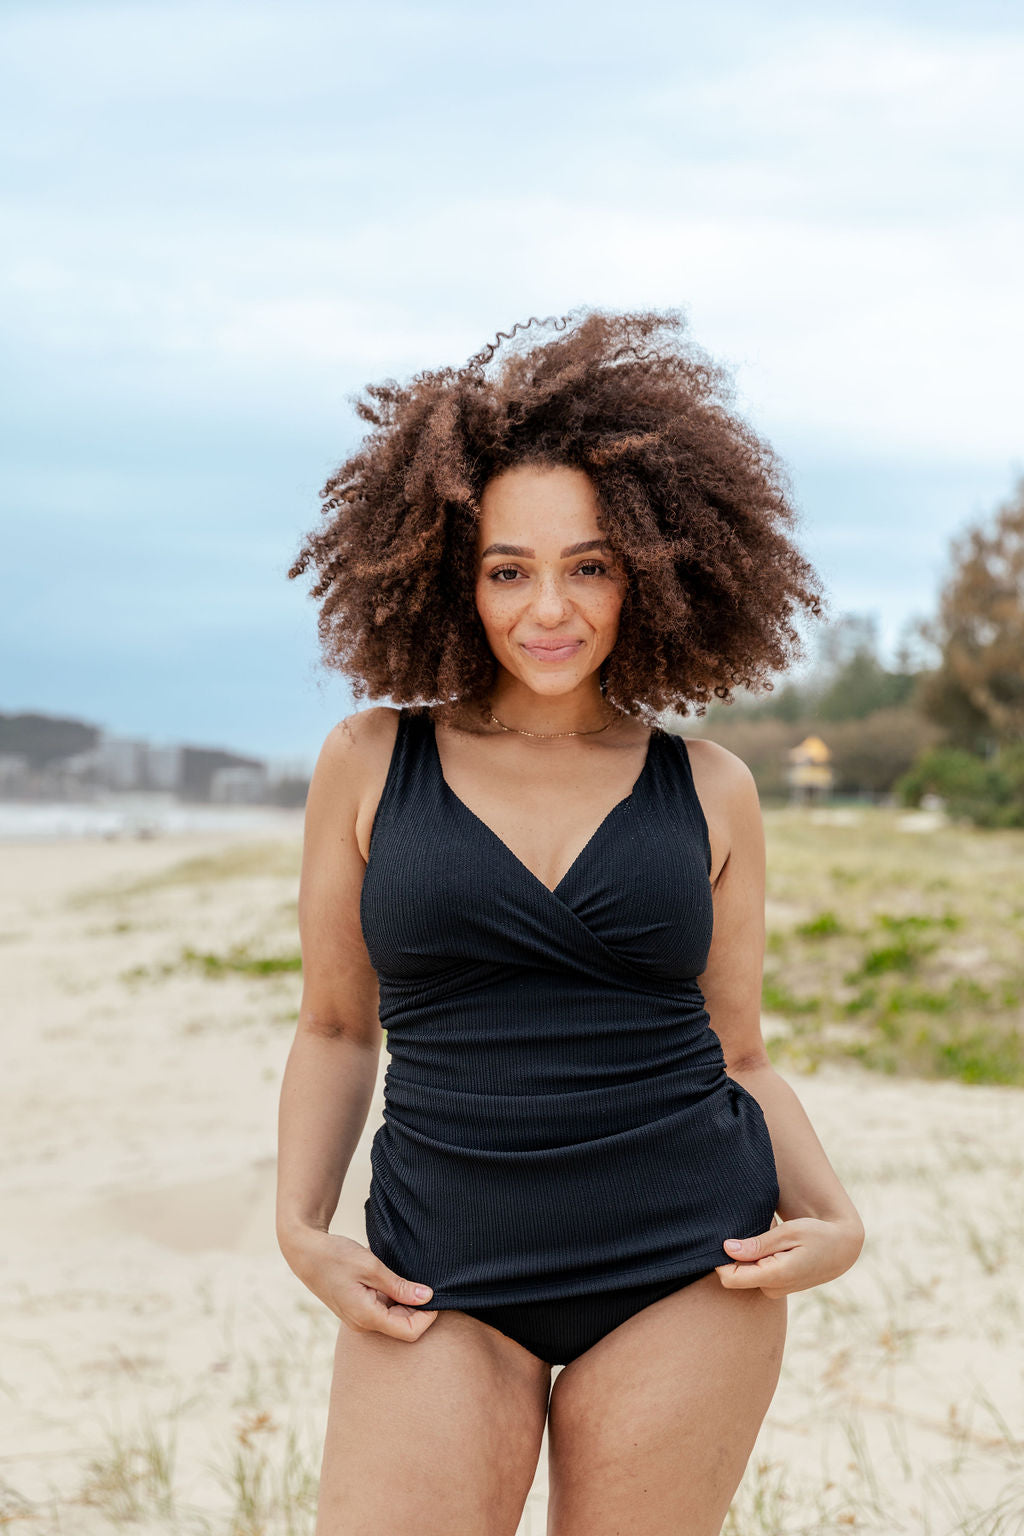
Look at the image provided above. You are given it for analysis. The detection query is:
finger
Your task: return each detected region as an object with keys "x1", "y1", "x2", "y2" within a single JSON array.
[
  {"x1": 369, "y1": 1292, "x2": 440, "y2": 1339},
  {"x1": 716, "y1": 1264, "x2": 773, "y2": 1290},
  {"x1": 724, "y1": 1228, "x2": 773, "y2": 1253},
  {"x1": 363, "y1": 1261, "x2": 436, "y2": 1312},
  {"x1": 716, "y1": 1265, "x2": 768, "y2": 1289},
  {"x1": 714, "y1": 1253, "x2": 789, "y2": 1289},
  {"x1": 344, "y1": 1287, "x2": 439, "y2": 1340},
  {"x1": 721, "y1": 1228, "x2": 790, "y2": 1262}
]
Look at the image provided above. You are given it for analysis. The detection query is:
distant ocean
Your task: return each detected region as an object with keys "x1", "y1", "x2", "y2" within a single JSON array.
[{"x1": 0, "y1": 795, "x2": 305, "y2": 842}]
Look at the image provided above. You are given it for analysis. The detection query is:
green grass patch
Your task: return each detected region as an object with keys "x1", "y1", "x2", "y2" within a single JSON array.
[
  {"x1": 795, "y1": 910, "x2": 845, "y2": 938},
  {"x1": 119, "y1": 942, "x2": 302, "y2": 986},
  {"x1": 762, "y1": 981, "x2": 824, "y2": 1017},
  {"x1": 69, "y1": 839, "x2": 302, "y2": 906},
  {"x1": 762, "y1": 806, "x2": 1024, "y2": 1086},
  {"x1": 181, "y1": 943, "x2": 302, "y2": 978}
]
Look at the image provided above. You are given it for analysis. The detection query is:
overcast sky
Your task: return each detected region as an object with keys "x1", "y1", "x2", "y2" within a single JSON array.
[{"x1": 3, "y1": 0, "x2": 1022, "y2": 766}]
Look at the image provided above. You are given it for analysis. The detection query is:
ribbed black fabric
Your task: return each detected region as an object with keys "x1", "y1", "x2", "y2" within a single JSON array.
[
  {"x1": 457, "y1": 1269, "x2": 710, "y2": 1366},
  {"x1": 360, "y1": 707, "x2": 780, "y2": 1310}
]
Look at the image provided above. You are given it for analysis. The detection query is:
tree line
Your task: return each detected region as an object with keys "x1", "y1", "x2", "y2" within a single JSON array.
[{"x1": 695, "y1": 474, "x2": 1024, "y2": 826}]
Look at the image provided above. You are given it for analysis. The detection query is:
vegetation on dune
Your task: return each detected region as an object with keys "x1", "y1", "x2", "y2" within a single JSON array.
[{"x1": 759, "y1": 809, "x2": 1024, "y2": 1085}]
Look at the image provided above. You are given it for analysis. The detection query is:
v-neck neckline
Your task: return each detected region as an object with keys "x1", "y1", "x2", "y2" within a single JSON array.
[{"x1": 428, "y1": 714, "x2": 659, "y2": 899}]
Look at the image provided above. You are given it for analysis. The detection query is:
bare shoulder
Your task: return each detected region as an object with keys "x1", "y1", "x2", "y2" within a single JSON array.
[
  {"x1": 319, "y1": 704, "x2": 401, "y2": 765},
  {"x1": 681, "y1": 735, "x2": 757, "y2": 793},
  {"x1": 296, "y1": 710, "x2": 403, "y2": 1040},
  {"x1": 309, "y1": 706, "x2": 403, "y2": 863}
]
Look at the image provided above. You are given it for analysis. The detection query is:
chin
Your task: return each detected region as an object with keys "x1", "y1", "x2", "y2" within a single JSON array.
[{"x1": 516, "y1": 666, "x2": 593, "y2": 691}]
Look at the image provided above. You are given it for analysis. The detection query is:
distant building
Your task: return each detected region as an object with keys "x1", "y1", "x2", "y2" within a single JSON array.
[
  {"x1": 144, "y1": 743, "x2": 184, "y2": 792},
  {"x1": 209, "y1": 764, "x2": 269, "y2": 804},
  {"x1": 51, "y1": 747, "x2": 104, "y2": 797},
  {"x1": 180, "y1": 746, "x2": 264, "y2": 802},
  {"x1": 266, "y1": 755, "x2": 313, "y2": 784},
  {"x1": 95, "y1": 733, "x2": 148, "y2": 790},
  {"x1": 786, "y1": 735, "x2": 834, "y2": 804},
  {"x1": 0, "y1": 753, "x2": 29, "y2": 795},
  {"x1": 0, "y1": 708, "x2": 283, "y2": 804}
]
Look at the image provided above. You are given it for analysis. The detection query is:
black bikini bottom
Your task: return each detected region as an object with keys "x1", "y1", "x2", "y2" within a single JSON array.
[{"x1": 454, "y1": 1268, "x2": 717, "y2": 1367}]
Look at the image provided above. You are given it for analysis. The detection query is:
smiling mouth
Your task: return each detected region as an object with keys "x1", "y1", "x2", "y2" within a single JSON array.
[{"x1": 520, "y1": 640, "x2": 584, "y2": 661}]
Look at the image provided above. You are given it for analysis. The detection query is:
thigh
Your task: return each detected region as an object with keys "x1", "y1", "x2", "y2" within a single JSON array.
[
  {"x1": 316, "y1": 1306, "x2": 552, "y2": 1536},
  {"x1": 545, "y1": 1270, "x2": 787, "y2": 1536}
]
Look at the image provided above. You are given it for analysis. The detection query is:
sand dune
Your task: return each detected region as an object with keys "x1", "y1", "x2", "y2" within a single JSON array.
[{"x1": 2, "y1": 823, "x2": 1022, "y2": 1534}]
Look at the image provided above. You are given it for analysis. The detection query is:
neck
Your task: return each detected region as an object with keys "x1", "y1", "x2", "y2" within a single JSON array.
[{"x1": 484, "y1": 679, "x2": 617, "y2": 737}]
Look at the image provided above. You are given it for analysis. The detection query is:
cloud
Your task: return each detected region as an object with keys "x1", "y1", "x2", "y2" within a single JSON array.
[
  {"x1": 2, "y1": 4, "x2": 1022, "y2": 714},
  {"x1": 5, "y1": 184, "x2": 1021, "y2": 460},
  {"x1": 3, "y1": 12, "x2": 1021, "y2": 462}
]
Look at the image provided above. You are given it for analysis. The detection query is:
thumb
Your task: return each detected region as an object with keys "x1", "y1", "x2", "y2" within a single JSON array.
[
  {"x1": 374, "y1": 1265, "x2": 435, "y2": 1307},
  {"x1": 722, "y1": 1227, "x2": 781, "y2": 1261}
]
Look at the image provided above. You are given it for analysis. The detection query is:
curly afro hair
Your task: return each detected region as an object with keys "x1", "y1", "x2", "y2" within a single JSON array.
[{"x1": 288, "y1": 307, "x2": 828, "y2": 726}]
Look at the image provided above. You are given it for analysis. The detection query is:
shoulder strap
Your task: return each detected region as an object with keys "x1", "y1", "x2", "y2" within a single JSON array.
[{"x1": 654, "y1": 730, "x2": 712, "y2": 877}]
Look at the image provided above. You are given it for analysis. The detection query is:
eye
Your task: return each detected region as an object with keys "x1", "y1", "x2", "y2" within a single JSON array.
[{"x1": 485, "y1": 560, "x2": 611, "y2": 583}]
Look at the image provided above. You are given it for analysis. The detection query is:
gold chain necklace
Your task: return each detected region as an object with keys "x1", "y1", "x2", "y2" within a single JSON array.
[{"x1": 486, "y1": 705, "x2": 619, "y2": 738}]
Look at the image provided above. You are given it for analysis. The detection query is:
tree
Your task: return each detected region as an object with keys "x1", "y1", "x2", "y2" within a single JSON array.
[{"x1": 916, "y1": 475, "x2": 1024, "y2": 751}]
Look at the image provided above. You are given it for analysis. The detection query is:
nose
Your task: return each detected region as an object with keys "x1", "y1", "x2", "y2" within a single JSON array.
[{"x1": 530, "y1": 571, "x2": 573, "y2": 623}]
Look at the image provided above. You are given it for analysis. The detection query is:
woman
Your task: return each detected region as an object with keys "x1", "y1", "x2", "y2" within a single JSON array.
[{"x1": 279, "y1": 310, "x2": 865, "y2": 1535}]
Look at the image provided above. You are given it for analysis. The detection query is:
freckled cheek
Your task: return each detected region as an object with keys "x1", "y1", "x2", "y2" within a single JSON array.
[
  {"x1": 475, "y1": 583, "x2": 521, "y2": 641},
  {"x1": 588, "y1": 588, "x2": 625, "y2": 634}
]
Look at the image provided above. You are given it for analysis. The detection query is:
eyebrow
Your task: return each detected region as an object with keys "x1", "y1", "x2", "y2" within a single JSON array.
[{"x1": 480, "y1": 539, "x2": 609, "y2": 559}]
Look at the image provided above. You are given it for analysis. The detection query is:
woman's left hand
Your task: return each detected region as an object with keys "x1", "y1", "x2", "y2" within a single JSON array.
[{"x1": 714, "y1": 1215, "x2": 864, "y2": 1298}]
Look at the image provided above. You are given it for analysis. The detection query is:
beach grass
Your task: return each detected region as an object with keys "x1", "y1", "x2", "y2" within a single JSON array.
[
  {"x1": 760, "y1": 806, "x2": 1024, "y2": 1086},
  {"x1": 68, "y1": 840, "x2": 303, "y2": 907},
  {"x1": 4, "y1": 808, "x2": 1023, "y2": 1531}
]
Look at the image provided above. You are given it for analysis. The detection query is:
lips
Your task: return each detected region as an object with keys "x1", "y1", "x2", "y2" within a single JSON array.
[{"x1": 520, "y1": 640, "x2": 584, "y2": 662}]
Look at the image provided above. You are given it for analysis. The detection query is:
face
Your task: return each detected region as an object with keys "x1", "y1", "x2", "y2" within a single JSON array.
[{"x1": 474, "y1": 463, "x2": 627, "y2": 697}]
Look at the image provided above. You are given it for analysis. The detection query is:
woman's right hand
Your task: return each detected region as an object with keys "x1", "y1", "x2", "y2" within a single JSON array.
[{"x1": 282, "y1": 1227, "x2": 440, "y2": 1340}]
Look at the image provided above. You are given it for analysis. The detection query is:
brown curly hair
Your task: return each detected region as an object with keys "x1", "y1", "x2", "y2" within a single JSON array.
[{"x1": 288, "y1": 308, "x2": 828, "y2": 725}]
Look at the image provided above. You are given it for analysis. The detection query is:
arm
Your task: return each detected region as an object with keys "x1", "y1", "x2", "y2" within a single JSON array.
[
  {"x1": 275, "y1": 708, "x2": 439, "y2": 1338},
  {"x1": 692, "y1": 741, "x2": 865, "y2": 1294}
]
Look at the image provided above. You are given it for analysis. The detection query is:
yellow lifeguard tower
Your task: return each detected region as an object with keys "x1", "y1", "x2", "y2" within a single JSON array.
[{"x1": 786, "y1": 735, "x2": 833, "y2": 805}]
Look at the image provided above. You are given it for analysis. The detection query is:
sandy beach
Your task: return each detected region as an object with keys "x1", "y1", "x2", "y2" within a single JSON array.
[{"x1": 2, "y1": 821, "x2": 1022, "y2": 1534}]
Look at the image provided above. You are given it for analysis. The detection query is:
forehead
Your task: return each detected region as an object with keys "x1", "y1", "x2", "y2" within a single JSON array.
[{"x1": 477, "y1": 464, "x2": 600, "y2": 536}]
